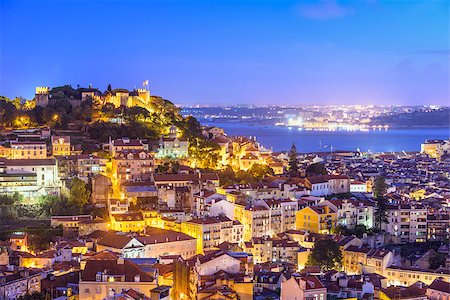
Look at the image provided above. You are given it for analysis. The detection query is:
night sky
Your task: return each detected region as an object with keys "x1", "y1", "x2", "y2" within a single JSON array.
[{"x1": 1, "y1": 0, "x2": 448, "y2": 105}]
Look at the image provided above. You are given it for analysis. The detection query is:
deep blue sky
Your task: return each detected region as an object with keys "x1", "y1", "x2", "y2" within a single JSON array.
[{"x1": 1, "y1": 0, "x2": 448, "y2": 105}]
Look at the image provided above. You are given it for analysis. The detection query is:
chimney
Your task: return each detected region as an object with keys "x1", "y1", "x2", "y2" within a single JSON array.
[{"x1": 117, "y1": 257, "x2": 124, "y2": 265}]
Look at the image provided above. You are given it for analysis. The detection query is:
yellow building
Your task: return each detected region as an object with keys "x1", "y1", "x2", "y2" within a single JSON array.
[
  {"x1": 110, "y1": 211, "x2": 146, "y2": 232},
  {"x1": 343, "y1": 246, "x2": 394, "y2": 276},
  {"x1": 421, "y1": 140, "x2": 443, "y2": 158},
  {"x1": 181, "y1": 220, "x2": 208, "y2": 254},
  {"x1": 234, "y1": 204, "x2": 270, "y2": 242},
  {"x1": 180, "y1": 216, "x2": 240, "y2": 254},
  {"x1": 0, "y1": 145, "x2": 12, "y2": 158},
  {"x1": 410, "y1": 189, "x2": 427, "y2": 200},
  {"x1": 295, "y1": 205, "x2": 337, "y2": 234},
  {"x1": 385, "y1": 266, "x2": 450, "y2": 287},
  {"x1": 10, "y1": 141, "x2": 47, "y2": 159},
  {"x1": 79, "y1": 251, "x2": 157, "y2": 300},
  {"x1": 142, "y1": 210, "x2": 162, "y2": 228},
  {"x1": 51, "y1": 136, "x2": 71, "y2": 156}
]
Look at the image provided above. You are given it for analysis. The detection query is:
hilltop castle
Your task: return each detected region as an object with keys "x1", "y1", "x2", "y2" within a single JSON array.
[{"x1": 34, "y1": 84, "x2": 151, "y2": 109}]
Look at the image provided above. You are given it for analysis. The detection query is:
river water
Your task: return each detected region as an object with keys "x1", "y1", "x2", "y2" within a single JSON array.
[{"x1": 202, "y1": 121, "x2": 450, "y2": 153}]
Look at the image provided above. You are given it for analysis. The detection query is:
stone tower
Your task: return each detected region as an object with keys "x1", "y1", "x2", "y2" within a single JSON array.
[{"x1": 35, "y1": 87, "x2": 50, "y2": 107}]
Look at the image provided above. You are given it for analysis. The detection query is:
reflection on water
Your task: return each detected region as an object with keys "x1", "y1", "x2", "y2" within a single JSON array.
[{"x1": 203, "y1": 121, "x2": 450, "y2": 153}]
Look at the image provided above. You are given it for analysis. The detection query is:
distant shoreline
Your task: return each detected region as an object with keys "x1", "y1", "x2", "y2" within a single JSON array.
[{"x1": 198, "y1": 118, "x2": 450, "y2": 129}]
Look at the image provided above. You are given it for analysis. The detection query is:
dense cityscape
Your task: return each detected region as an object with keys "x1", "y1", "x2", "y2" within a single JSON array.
[
  {"x1": 0, "y1": 84, "x2": 448, "y2": 300},
  {"x1": 1, "y1": 0, "x2": 449, "y2": 299}
]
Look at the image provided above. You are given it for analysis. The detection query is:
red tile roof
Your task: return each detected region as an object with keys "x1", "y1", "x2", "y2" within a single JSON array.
[{"x1": 81, "y1": 251, "x2": 154, "y2": 282}]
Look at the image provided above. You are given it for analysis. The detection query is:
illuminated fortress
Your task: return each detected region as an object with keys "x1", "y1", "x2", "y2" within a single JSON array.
[{"x1": 34, "y1": 83, "x2": 151, "y2": 109}]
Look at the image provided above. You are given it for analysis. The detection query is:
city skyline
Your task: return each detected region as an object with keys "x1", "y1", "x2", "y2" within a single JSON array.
[{"x1": 1, "y1": 0, "x2": 449, "y2": 105}]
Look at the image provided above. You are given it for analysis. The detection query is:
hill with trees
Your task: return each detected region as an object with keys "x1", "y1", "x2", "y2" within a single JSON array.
[{"x1": 372, "y1": 108, "x2": 450, "y2": 127}]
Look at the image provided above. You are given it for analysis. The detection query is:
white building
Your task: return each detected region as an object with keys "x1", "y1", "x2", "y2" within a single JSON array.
[
  {"x1": 0, "y1": 158, "x2": 61, "y2": 199},
  {"x1": 350, "y1": 180, "x2": 368, "y2": 193},
  {"x1": 323, "y1": 199, "x2": 374, "y2": 229},
  {"x1": 305, "y1": 175, "x2": 350, "y2": 196},
  {"x1": 157, "y1": 137, "x2": 188, "y2": 159}
]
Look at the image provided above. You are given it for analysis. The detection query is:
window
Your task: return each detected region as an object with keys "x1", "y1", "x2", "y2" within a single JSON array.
[
  {"x1": 85, "y1": 288, "x2": 90, "y2": 294},
  {"x1": 96, "y1": 287, "x2": 101, "y2": 294}
]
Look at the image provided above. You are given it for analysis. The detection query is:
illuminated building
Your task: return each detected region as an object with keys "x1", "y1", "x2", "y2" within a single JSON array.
[
  {"x1": 281, "y1": 275, "x2": 327, "y2": 300},
  {"x1": 295, "y1": 205, "x2": 337, "y2": 234},
  {"x1": 10, "y1": 141, "x2": 47, "y2": 159},
  {"x1": 79, "y1": 251, "x2": 157, "y2": 300},
  {"x1": 51, "y1": 136, "x2": 71, "y2": 156},
  {"x1": 9, "y1": 232, "x2": 29, "y2": 252},
  {"x1": 305, "y1": 175, "x2": 350, "y2": 197},
  {"x1": 254, "y1": 199, "x2": 298, "y2": 234},
  {"x1": 208, "y1": 134, "x2": 231, "y2": 167},
  {"x1": 0, "y1": 145, "x2": 11, "y2": 158},
  {"x1": 427, "y1": 213, "x2": 450, "y2": 241},
  {"x1": 78, "y1": 218, "x2": 109, "y2": 236},
  {"x1": 108, "y1": 137, "x2": 146, "y2": 157},
  {"x1": 51, "y1": 215, "x2": 106, "y2": 236},
  {"x1": 103, "y1": 88, "x2": 150, "y2": 109},
  {"x1": 421, "y1": 139, "x2": 450, "y2": 159},
  {"x1": 426, "y1": 279, "x2": 450, "y2": 300},
  {"x1": 234, "y1": 203, "x2": 270, "y2": 242},
  {"x1": 243, "y1": 236, "x2": 301, "y2": 264},
  {"x1": 79, "y1": 87, "x2": 102, "y2": 102},
  {"x1": 181, "y1": 216, "x2": 243, "y2": 254},
  {"x1": 173, "y1": 250, "x2": 254, "y2": 300},
  {"x1": 342, "y1": 246, "x2": 394, "y2": 276},
  {"x1": 96, "y1": 231, "x2": 145, "y2": 258},
  {"x1": 153, "y1": 173, "x2": 220, "y2": 190},
  {"x1": 0, "y1": 269, "x2": 42, "y2": 299},
  {"x1": 110, "y1": 211, "x2": 146, "y2": 232},
  {"x1": 383, "y1": 204, "x2": 427, "y2": 243},
  {"x1": 384, "y1": 266, "x2": 450, "y2": 287},
  {"x1": 140, "y1": 227, "x2": 196, "y2": 259},
  {"x1": 322, "y1": 198, "x2": 374, "y2": 229},
  {"x1": 112, "y1": 150, "x2": 154, "y2": 183},
  {"x1": 350, "y1": 180, "x2": 368, "y2": 193},
  {"x1": 0, "y1": 158, "x2": 61, "y2": 199},
  {"x1": 157, "y1": 126, "x2": 189, "y2": 159},
  {"x1": 18, "y1": 250, "x2": 59, "y2": 268},
  {"x1": 56, "y1": 154, "x2": 107, "y2": 182},
  {"x1": 380, "y1": 284, "x2": 427, "y2": 300},
  {"x1": 409, "y1": 189, "x2": 427, "y2": 200}
]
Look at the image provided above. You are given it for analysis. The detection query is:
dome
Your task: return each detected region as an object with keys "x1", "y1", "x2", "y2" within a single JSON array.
[{"x1": 312, "y1": 155, "x2": 324, "y2": 164}]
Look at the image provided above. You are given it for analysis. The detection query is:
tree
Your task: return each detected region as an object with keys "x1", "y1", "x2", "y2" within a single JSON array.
[
  {"x1": 248, "y1": 164, "x2": 274, "y2": 180},
  {"x1": 219, "y1": 166, "x2": 237, "y2": 186},
  {"x1": 182, "y1": 116, "x2": 203, "y2": 138},
  {"x1": 373, "y1": 176, "x2": 389, "y2": 230},
  {"x1": 288, "y1": 143, "x2": 299, "y2": 176},
  {"x1": 306, "y1": 162, "x2": 328, "y2": 176},
  {"x1": 429, "y1": 252, "x2": 446, "y2": 270},
  {"x1": 374, "y1": 197, "x2": 389, "y2": 230},
  {"x1": 0, "y1": 99, "x2": 18, "y2": 126},
  {"x1": 68, "y1": 178, "x2": 91, "y2": 212},
  {"x1": 373, "y1": 176, "x2": 388, "y2": 198},
  {"x1": 107, "y1": 84, "x2": 112, "y2": 92},
  {"x1": 306, "y1": 239, "x2": 342, "y2": 271}
]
